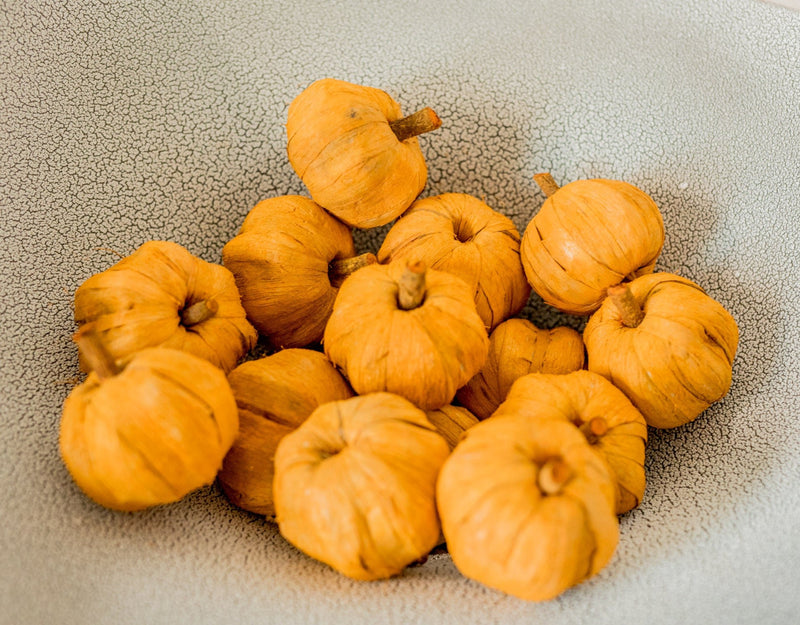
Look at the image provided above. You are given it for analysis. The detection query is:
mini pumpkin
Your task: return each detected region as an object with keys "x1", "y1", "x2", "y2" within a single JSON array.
[
  {"x1": 520, "y1": 174, "x2": 665, "y2": 315},
  {"x1": 456, "y1": 318, "x2": 585, "y2": 420},
  {"x1": 583, "y1": 273, "x2": 739, "y2": 429},
  {"x1": 286, "y1": 78, "x2": 441, "y2": 228},
  {"x1": 218, "y1": 349, "x2": 354, "y2": 518},
  {"x1": 425, "y1": 404, "x2": 479, "y2": 450},
  {"x1": 60, "y1": 327, "x2": 239, "y2": 511},
  {"x1": 493, "y1": 370, "x2": 648, "y2": 514},
  {"x1": 74, "y1": 240, "x2": 257, "y2": 373},
  {"x1": 377, "y1": 193, "x2": 531, "y2": 330},
  {"x1": 273, "y1": 392, "x2": 450, "y2": 580},
  {"x1": 323, "y1": 260, "x2": 489, "y2": 410},
  {"x1": 222, "y1": 195, "x2": 376, "y2": 349},
  {"x1": 437, "y1": 416, "x2": 618, "y2": 601}
]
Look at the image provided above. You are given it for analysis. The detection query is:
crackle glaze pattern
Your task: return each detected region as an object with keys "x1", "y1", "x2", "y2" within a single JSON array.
[{"x1": 2, "y1": 1, "x2": 799, "y2": 624}]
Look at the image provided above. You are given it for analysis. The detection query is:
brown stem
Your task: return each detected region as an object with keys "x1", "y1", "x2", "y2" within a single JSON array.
[
  {"x1": 389, "y1": 107, "x2": 442, "y2": 143},
  {"x1": 533, "y1": 173, "x2": 560, "y2": 198},
  {"x1": 580, "y1": 417, "x2": 609, "y2": 444},
  {"x1": 73, "y1": 326, "x2": 120, "y2": 380},
  {"x1": 397, "y1": 261, "x2": 427, "y2": 310},
  {"x1": 537, "y1": 457, "x2": 572, "y2": 496},
  {"x1": 607, "y1": 284, "x2": 644, "y2": 328},
  {"x1": 329, "y1": 253, "x2": 377, "y2": 288},
  {"x1": 181, "y1": 298, "x2": 219, "y2": 326}
]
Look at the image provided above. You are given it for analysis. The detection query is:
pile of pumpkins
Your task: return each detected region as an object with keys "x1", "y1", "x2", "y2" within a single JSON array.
[{"x1": 60, "y1": 78, "x2": 739, "y2": 602}]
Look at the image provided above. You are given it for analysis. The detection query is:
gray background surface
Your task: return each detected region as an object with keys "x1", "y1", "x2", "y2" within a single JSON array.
[{"x1": 2, "y1": 1, "x2": 799, "y2": 623}]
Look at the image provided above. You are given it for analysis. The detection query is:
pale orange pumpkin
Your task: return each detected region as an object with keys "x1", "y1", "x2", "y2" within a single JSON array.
[
  {"x1": 584, "y1": 273, "x2": 739, "y2": 428},
  {"x1": 456, "y1": 318, "x2": 585, "y2": 420},
  {"x1": 218, "y1": 349, "x2": 353, "y2": 517},
  {"x1": 377, "y1": 193, "x2": 530, "y2": 330},
  {"x1": 493, "y1": 370, "x2": 648, "y2": 514},
  {"x1": 60, "y1": 327, "x2": 239, "y2": 511},
  {"x1": 520, "y1": 174, "x2": 664, "y2": 315},
  {"x1": 323, "y1": 260, "x2": 489, "y2": 410},
  {"x1": 273, "y1": 392, "x2": 450, "y2": 580},
  {"x1": 74, "y1": 240, "x2": 257, "y2": 373},
  {"x1": 286, "y1": 78, "x2": 441, "y2": 228},
  {"x1": 437, "y1": 416, "x2": 618, "y2": 601},
  {"x1": 222, "y1": 195, "x2": 375, "y2": 349}
]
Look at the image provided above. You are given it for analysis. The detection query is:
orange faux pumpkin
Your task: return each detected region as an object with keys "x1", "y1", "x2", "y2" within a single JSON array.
[
  {"x1": 74, "y1": 240, "x2": 257, "y2": 373},
  {"x1": 456, "y1": 318, "x2": 585, "y2": 420},
  {"x1": 273, "y1": 393, "x2": 450, "y2": 580},
  {"x1": 323, "y1": 260, "x2": 489, "y2": 410},
  {"x1": 520, "y1": 174, "x2": 664, "y2": 315},
  {"x1": 437, "y1": 416, "x2": 618, "y2": 601},
  {"x1": 494, "y1": 370, "x2": 648, "y2": 514},
  {"x1": 583, "y1": 273, "x2": 739, "y2": 428},
  {"x1": 377, "y1": 193, "x2": 530, "y2": 330},
  {"x1": 222, "y1": 195, "x2": 375, "y2": 349},
  {"x1": 286, "y1": 78, "x2": 441, "y2": 228},
  {"x1": 218, "y1": 349, "x2": 354, "y2": 517},
  {"x1": 425, "y1": 404, "x2": 479, "y2": 450},
  {"x1": 60, "y1": 328, "x2": 239, "y2": 511}
]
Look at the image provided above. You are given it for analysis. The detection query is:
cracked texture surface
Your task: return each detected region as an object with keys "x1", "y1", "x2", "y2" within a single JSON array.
[{"x1": 2, "y1": 0, "x2": 799, "y2": 623}]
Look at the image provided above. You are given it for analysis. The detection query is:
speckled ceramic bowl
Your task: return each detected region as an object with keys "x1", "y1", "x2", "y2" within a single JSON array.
[{"x1": 2, "y1": 1, "x2": 799, "y2": 624}]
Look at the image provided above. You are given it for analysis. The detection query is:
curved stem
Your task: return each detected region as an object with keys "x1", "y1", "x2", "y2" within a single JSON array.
[
  {"x1": 537, "y1": 457, "x2": 572, "y2": 496},
  {"x1": 606, "y1": 284, "x2": 644, "y2": 328},
  {"x1": 533, "y1": 173, "x2": 560, "y2": 198},
  {"x1": 73, "y1": 326, "x2": 120, "y2": 380},
  {"x1": 390, "y1": 107, "x2": 442, "y2": 142},
  {"x1": 397, "y1": 261, "x2": 427, "y2": 310},
  {"x1": 329, "y1": 253, "x2": 377, "y2": 288},
  {"x1": 181, "y1": 298, "x2": 219, "y2": 326}
]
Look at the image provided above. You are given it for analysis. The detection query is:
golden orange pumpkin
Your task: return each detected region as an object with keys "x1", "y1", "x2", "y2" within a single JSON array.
[
  {"x1": 520, "y1": 174, "x2": 664, "y2": 315},
  {"x1": 286, "y1": 78, "x2": 441, "y2": 228},
  {"x1": 377, "y1": 193, "x2": 530, "y2": 330},
  {"x1": 218, "y1": 349, "x2": 354, "y2": 517},
  {"x1": 425, "y1": 404, "x2": 479, "y2": 450},
  {"x1": 323, "y1": 260, "x2": 489, "y2": 410},
  {"x1": 74, "y1": 240, "x2": 257, "y2": 373},
  {"x1": 437, "y1": 416, "x2": 618, "y2": 601},
  {"x1": 584, "y1": 273, "x2": 739, "y2": 428},
  {"x1": 494, "y1": 370, "x2": 647, "y2": 514},
  {"x1": 60, "y1": 328, "x2": 239, "y2": 511},
  {"x1": 456, "y1": 318, "x2": 585, "y2": 420},
  {"x1": 222, "y1": 195, "x2": 375, "y2": 349},
  {"x1": 273, "y1": 392, "x2": 450, "y2": 580}
]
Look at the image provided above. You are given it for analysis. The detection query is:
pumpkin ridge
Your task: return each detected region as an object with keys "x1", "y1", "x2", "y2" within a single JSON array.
[
  {"x1": 533, "y1": 221, "x2": 598, "y2": 293},
  {"x1": 550, "y1": 199, "x2": 626, "y2": 282},
  {"x1": 520, "y1": 221, "x2": 586, "y2": 302},
  {"x1": 114, "y1": 265, "x2": 185, "y2": 311},
  {"x1": 115, "y1": 427, "x2": 186, "y2": 500},
  {"x1": 309, "y1": 122, "x2": 393, "y2": 193},
  {"x1": 232, "y1": 401, "x2": 300, "y2": 430},
  {"x1": 149, "y1": 367, "x2": 224, "y2": 447},
  {"x1": 631, "y1": 332, "x2": 684, "y2": 415},
  {"x1": 299, "y1": 119, "x2": 386, "y2": 180}
]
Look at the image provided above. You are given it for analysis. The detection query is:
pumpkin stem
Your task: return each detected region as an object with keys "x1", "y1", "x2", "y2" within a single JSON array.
[
  {"x1": 389, "y1": 107, "x2": 442, "y2": 143},
  {"x1": 607, "y1": 284, "x2": 644, "y2": 328},
  {"x1": 580, "y1": 417, "x2": 609, "y2": 444},
  {"x1": 533, "y1": 173, "x2": 560, "y2": 198},
  {"x1": 537, "y1": 457, "x2": 572, "y2": 496},
  {"x1": 329, "y1": 253, "x2": 378, "y2": 288},
  {"x1": 181, "y1": 298, "x2": 219, "y2": 326},
  {"x1": 397, "y1": 261, "x2": 427, "y2": 310},
  {"x1": 73, "y1": 325, "x2": 121, "y2": 380}
]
